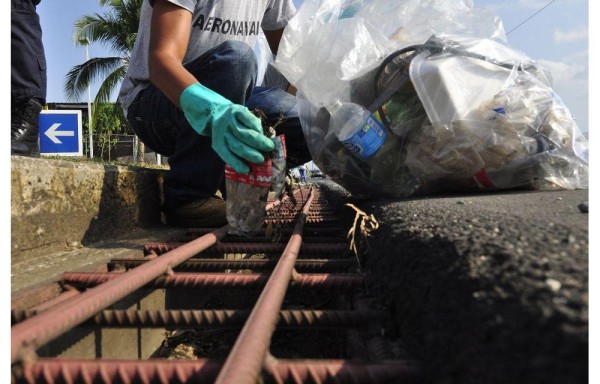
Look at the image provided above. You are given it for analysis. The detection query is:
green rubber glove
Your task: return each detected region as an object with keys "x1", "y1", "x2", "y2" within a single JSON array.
[{"x1": 180, "y1": 83, "x2": 275, "y2": 173}]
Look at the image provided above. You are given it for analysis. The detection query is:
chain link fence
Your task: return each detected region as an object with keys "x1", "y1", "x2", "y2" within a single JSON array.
[{"x1": 82, "y1": 134, "x2": 167, "y2": 165}]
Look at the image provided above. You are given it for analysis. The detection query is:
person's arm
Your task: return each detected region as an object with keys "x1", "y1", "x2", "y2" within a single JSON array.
[
  {"x1": 147, "y1": 0, "x2": 274, "y2": 173},
  {"x1": 148, "y1": 0, "x2": 197, "y2": 108},
  {"x1": 263, "y1": 28, "x2": 284, "y2": 56}
]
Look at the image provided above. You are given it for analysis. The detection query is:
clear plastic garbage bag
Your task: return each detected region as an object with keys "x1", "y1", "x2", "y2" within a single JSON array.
[{"x1": 276, "y1": 0, "x2": 588, "y2": 198}]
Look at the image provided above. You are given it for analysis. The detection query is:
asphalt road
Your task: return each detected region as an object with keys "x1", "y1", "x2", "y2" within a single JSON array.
[{"x1": 318, "y1": 180, "x2": 588, "y2": 384}]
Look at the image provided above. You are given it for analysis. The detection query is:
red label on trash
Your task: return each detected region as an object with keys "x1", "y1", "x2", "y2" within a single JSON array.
[
  {"x1": 225, "y1": 160, "x2": 272, "y2": 187},
  {"x1": 474, "y1": 169, "x2": 495, "y2": 189},
  {"x1": 278, "y1": 134, "x2": 287, "y2": 159}
]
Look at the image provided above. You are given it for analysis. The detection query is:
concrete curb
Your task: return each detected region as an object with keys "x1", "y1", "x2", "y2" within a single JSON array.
[{"x1": 11, "y1": 156, "x2": 167, "y2": 264}]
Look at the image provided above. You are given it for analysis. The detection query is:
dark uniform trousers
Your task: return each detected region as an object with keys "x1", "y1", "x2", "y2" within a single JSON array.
[{"x1": 12, "y1": 0, "x2": 47, "y2": 102}]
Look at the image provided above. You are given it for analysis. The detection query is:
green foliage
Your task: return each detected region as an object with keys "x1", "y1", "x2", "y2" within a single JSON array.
[
  {"x1": 81, "y1": 102, "x2": 130, "y2": 158},
  {"x1": 82, "y1": 102, "x2": 129, "y2": 135},
  {"x1": 94, "y1": 102, "x2": 128, "y2": 135}
]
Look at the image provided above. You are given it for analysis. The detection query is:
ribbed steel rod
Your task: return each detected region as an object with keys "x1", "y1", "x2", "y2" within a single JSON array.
[
  {"x1": 205, "y1": 235, "x2": 346, "y2": 244},
  {"x1": 61, "y1": 272, "x2": 365, "y2": 291},
  {"x1": 109, "y1": 258, "x2": 357, "y2": 273},
  {"x1": 16, "y1": 359, "x2": 422, "y2": 384},
  {"x1": 265, "y1": 198, "x2": 284, "y2": 211},
  {"x1": 13, "y1": 309, "x2": 380, "y2": 329},
  {"x1": 291, "y1": 273, "x2": 366, "y2": 290},
  {"x1": 17, "y1": 359, "x2": 221, "y2": 384},
  {"x1": 11, "y1": 290, "x2": 82, "y2": 325},
  {"x1": 215, "y1": 188, "x2": 317, "y2": 384},
  {"x1": 266, "y1": 209, "x2": 336, "y2": 216},
  {"x1": 185, "y1": 226, "x2": 347, "y2": 237},
  {"x1": 144, "y1": 242, "x2": 348, "y2": 256},
  {"x1": 264, "y1": 217, "x2": 339, "y2": 224},
  {"x1": 10, "y1": 227, "x2": 229, "y2": 364},
  {"x1": 265, "y1": 211, "x2": 337, "y2": 218}
]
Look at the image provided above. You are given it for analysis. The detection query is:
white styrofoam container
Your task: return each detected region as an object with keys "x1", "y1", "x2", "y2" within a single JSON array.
[{"x1": 409, "y1": 38, "x2": 525, "y2": 124}]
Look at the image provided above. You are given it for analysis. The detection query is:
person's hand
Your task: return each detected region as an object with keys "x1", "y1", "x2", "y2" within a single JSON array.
[{"x1": 180, "y1": 83, "x2": 274, "y2": 173}]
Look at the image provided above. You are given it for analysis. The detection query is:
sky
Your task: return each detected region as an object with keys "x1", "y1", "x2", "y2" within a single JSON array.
[
  {"x1": 33, "y1": 0, "x2": 591, "y2": 134},
  {"x1": 37, "y1": 0, "x2": 119, "y2": 105}
]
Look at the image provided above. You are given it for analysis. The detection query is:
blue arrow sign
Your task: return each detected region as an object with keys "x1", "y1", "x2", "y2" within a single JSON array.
[{"x1": 39, "y1": 110, "x2": 83, "y2": 156}]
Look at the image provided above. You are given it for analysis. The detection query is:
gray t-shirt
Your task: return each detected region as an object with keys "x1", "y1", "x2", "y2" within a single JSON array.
[{"x1": 119, "y1": 0, "x2": 296, "y2": 114}]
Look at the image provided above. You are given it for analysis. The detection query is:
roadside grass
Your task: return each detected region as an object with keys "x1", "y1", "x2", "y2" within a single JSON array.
[{"x1": 40, "y1": 155, "x2": 170, "y2": 170}]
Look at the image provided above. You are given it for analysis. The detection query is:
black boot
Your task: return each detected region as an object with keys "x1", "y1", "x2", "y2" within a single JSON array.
[{"x1": 11, "y1": 97, "x2": 42, "y2": 156}]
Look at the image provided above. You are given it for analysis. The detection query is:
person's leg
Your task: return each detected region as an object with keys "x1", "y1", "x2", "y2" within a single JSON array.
[
  {"x1": 126, "y1": 40, "x2": 257, "y2": 225},
  {"x1": 11, "y1": 0, "x2": 46, "y2": 156},
  {"x1": 245, "y1": 87, "x2": 311, "y2": 168}
]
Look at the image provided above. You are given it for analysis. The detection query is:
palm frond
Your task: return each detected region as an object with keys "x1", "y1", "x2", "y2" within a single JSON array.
[
  {"x1": 91, "y1": 65, "x2": 128, "y2": 126},
  {"x1": 64, "y1": 56, "x2": 125, "y2": 101},
  {"x1": 74, "y1": 14, "x2": 129, "y2": 53},
  {"x1": 65, "y1": 0, "x2": 142, "y2": 113},
  {"x1": 73, "y1": 0, "x2": 143, "y2": 53}
]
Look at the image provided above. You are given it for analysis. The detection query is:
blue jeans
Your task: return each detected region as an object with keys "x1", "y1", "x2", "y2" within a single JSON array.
[{"x1": 126, "y1": 41, "x2": 310, "y2": 211}]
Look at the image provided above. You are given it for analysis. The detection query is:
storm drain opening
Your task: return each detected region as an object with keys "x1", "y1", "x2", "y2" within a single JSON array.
[{"x1": 11, "y1": 186, "x2": 422, "y2": 383}]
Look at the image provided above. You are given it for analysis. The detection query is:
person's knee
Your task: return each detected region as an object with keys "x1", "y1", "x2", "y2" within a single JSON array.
[{"x1": 217, "y1": 40, "x2": 257, "y2": 74}]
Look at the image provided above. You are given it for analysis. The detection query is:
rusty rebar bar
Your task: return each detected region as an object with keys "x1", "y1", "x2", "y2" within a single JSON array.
[
  {"x1": 185, "y1": 226, "x2": 347, "y2": 238},
  {"x1": 215, "y1": 188, "x2": 317, "y2": 384},
  {"x1": 264, "y1": 217, "x2": 339, "y2": 225},
  {"x1": 61, "y1": 272, "x2": 365, "y2": 291},
  {"x1": 13, "y1": 309, "x2": 380, "y2": 329},
  {"x1": 108, "y1": 258, "x2": 357, "y2": 273},
  {"x1": 209, "y1": 235, "x2": 347, "y2": 244},
  {"x1": 144, "y1": 242, "x2": 348, "y2": 256},
  {"x1": 11, "y1": 227, "x2": 229, "y2": 364},
  {"x1": 16, "y1": 359, "x2": 221, "y2": 384},
  {"x1": 266, "y1": 209, "x2": 336, "y2": 216},
  {"x1": 15, "y1": 358, "x2": 422, "y2": 384}
]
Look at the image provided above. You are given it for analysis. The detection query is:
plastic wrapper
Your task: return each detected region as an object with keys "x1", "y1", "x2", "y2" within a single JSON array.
[
  {"x1": 253, "y1": 32, "x2": 272, "y2": 88},
  {"x1": 254, "y1": 32, "x2": 290, "y2": 90},
  {"x1": 226, "y1": 127, "x2": 287, "y2": 236},
  {"x1": 275, "y1": 0, "x2": 588, "y2": 198},
  {"x1": 270, "y1": 134, "x2": 287, "y2": 199},
  {"x1": 225, "y1": 162, "x2": 271, "y2": 236}
]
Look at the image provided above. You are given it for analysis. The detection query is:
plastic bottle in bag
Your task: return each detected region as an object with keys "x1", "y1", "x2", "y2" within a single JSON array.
[
  {"x1": 330, "y1": 101, "x2": 389, "y2": 159},
  {"x1": 380, "y1": 93, "x2": 428, "y2": 137},
  {"x1": 328, "y1": 101, "x2": 419, "y2": 196}
]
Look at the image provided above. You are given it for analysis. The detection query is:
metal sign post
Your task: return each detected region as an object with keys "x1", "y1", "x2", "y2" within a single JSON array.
[{"x1": 85, "y1": 43, "x2": 94, "y2": 159}]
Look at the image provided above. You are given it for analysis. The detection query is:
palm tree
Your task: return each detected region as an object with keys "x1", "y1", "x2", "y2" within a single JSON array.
[
  {"x1": 65, "y1": 0, "x2": 141, "y2": 106},
  {"x1": 64, "y1": 0, "x2": 145, "y2": 161}
]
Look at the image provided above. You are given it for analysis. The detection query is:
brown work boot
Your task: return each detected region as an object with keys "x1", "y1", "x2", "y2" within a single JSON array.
[{"x1": 164, "y1": 195, "x2": 227, "y2": 228}]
